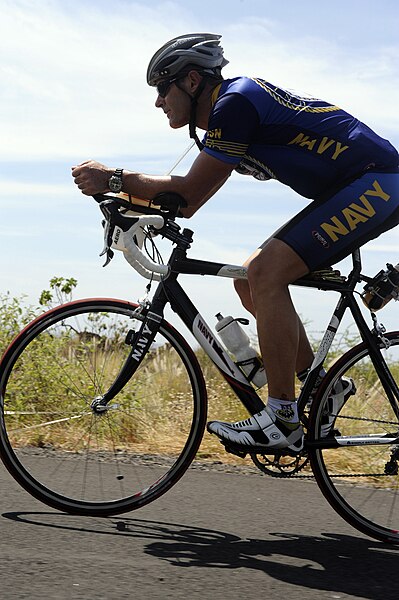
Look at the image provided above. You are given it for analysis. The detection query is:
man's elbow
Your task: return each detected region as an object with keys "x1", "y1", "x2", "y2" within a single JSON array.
[
  {"x1": 180, "y1": 197, "x2": 204, "y2": 218},
  {"x1": 180, "y1": 204, "x2": 199, "y2": 218}
]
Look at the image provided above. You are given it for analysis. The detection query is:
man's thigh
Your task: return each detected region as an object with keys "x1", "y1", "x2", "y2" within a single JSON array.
[{"x1": 273, "y1": 172, "x2": 399, "y2": 271}]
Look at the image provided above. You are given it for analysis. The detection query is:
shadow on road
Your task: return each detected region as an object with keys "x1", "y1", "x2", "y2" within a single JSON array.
[{"x1": 3, "y1": 511, "x2": 398, "y2": 599}]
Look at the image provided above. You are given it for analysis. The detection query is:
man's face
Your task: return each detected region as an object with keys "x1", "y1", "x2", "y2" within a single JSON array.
[{"x1": 155, "y1": 76, "x2": 192, "y2": 129}]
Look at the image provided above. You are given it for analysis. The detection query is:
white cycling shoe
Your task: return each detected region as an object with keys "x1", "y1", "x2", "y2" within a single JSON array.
[
  {"x1": 207, "y1": 405, "x2": 304, "y2": 454},
  {"x1": 320, "y1": 376, "x2": 356, "y2": 437}
]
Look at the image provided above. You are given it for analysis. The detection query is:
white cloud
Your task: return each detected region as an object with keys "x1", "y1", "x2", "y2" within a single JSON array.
[
  {"x1": 222, "y1": 20, "x2": 399, "y2": 135},
  {"x1": 1, "y1": 0, "x2": 398, "y2": 162},
  {"x1": 0, "y1": 179, "x2": 71, "y2": 197},
  {"x1": 0, "y1": 0, "x2": 192, "y2": 159}
]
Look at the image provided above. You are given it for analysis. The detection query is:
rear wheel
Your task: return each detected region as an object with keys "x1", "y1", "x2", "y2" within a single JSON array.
[
  {"x1": 0, "y1": 298, "x2": 207, "y2": 516},
  {"x1": 309, "y1": 332, "x2": 399, "y2": 544}
]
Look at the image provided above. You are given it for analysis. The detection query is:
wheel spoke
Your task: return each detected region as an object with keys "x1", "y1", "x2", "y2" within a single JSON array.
[
  {"x1": 0, "y1": 300, "x2": 206, "y2": 515},
  {"x1": 309, "y1": 332, "x2": 399, "y2": 544}
]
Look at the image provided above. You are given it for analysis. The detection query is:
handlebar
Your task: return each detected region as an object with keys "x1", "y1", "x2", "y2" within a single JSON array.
[
  {"x1": 121, "y1": 215, "x2": 170, "y2": 281},
  {"x1": 93, "y1": 193, "x2": 185, "y2": 280}
]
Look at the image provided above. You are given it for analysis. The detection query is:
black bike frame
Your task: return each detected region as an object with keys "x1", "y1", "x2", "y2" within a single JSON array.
[{"x1": 101, "y1": 220, "x2": 399, "y2": 435}]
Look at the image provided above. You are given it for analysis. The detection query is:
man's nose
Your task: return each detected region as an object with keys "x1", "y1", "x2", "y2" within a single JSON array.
[{"x1": 155, "y1": 95, "x2": 164, "y2": 108}]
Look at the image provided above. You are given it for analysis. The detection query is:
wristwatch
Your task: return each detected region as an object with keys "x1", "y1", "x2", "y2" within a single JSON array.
[{"x1": 108, "y1": 168, "x2": 124, "y2": 193}]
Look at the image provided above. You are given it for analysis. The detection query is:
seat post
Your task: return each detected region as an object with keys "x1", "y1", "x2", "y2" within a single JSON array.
[{"x1": 347, "y1": 249, "x2": 362, "y2": 287}]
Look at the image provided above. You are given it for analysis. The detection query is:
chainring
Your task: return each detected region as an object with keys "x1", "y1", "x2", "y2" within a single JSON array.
[{"x1": 251, "y1": 449, "x2": 310, "y2": 477}]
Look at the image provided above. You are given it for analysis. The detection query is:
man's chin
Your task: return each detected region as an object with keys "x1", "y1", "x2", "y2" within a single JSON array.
[{"x1": 169, "y1": 118, "x2": 188, "y2": 130}]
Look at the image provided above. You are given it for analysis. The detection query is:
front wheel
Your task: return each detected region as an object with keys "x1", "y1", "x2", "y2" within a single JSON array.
[
  {"x1": 0, "y1": 298, "x2": 207, "y2": 516},
  {"x1": 308, "y1": 332, "x2": 399, "y2": 544}
]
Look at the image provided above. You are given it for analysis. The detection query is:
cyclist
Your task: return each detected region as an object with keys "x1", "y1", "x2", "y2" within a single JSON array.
[{"x1": 72, "y1": 33, "x2": 399, "y2": 453}]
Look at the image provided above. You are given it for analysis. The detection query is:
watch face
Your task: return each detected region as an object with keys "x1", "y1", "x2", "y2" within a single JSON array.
[{"x1": 109, "y1": 176, "x2": 122, "y2": 192}]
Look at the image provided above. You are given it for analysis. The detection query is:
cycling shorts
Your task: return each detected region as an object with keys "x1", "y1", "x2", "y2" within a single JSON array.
[{"x1": 274, "y1": 171, "x2": 399, "y2": 271}]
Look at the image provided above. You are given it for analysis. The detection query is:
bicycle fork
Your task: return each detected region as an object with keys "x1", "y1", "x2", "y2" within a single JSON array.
[{"x1": 90, "y1": 301, "x2": 164, "y2": 413}]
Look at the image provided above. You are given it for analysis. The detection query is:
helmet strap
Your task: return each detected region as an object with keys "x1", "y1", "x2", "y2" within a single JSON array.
[
  {"x1": 189, "y1": 100, "x2": 204, "y2": 151},
  {"x1": 175, "y1": 75, "x2": 207, "y2": 151},
  {"x1": 188, "y1": 77, "x2": 207, "y2": 151}
]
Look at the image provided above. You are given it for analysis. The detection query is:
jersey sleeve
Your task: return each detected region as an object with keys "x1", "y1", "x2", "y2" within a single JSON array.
[{"x1": 203, "y1": 92, "x2": 260, "y2": 165}]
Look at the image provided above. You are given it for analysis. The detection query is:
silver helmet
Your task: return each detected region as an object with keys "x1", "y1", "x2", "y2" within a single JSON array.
[{"x1": 147, "y1": 33, "x2": 228, "y2": 86}]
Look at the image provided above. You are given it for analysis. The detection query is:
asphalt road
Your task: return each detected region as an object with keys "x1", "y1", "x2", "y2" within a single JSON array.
[{"x1": 0, "y1": 459, "x2": 398, "y2": 600}]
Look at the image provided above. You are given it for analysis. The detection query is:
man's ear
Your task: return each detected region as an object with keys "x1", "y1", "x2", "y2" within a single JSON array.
[{"x1": 186, "y1": 70, "x2": 204, "y2": 94}]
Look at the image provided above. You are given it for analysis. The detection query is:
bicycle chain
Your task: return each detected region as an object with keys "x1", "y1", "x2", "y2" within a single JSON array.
[
  {"x1": 252, "y1": 463, "x2": 396, "y2": 479},
  {"x1": 271, "y1": 471, "x2": 394, "y2": 479},
  {"x1": 305, "y1": 408, "x2": 398, "y2": 427},
  {"x1": 336, "y1": 414, "x2": 398, "y2": 426}
]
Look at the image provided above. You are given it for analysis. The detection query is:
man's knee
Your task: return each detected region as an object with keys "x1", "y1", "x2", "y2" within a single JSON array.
[
  {"x1": 247, "y1": 240, "x2": 308, "y2": 291},
  {"x1": 234, "y1": 279, "x2": 254, "y2": 314},
  {"x1": 247, "y1": 252, "x2": 275, "y2": 290}
]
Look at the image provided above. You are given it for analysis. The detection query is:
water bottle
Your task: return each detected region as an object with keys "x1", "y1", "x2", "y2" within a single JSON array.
[
  {"x1": 362, "y1": 263, "x2": 399, "y2": 311},
  {"x1": 215, "y1": 313, "x2": 267, "y2": 388}
]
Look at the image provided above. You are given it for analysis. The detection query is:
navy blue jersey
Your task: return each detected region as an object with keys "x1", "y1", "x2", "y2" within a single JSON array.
[{"x1": 203, "y1": 77, "x2": 398, "y2": 200}]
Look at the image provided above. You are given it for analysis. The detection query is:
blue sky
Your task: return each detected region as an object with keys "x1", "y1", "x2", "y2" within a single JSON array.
[{"x1": 1, "y1": 0, "x2": 399, "y2": 343}]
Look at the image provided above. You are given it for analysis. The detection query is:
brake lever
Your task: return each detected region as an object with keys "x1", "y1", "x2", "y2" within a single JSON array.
[
  {"x1": 98, "y1": 200, "x2": 141, "y2": 267},
  {"x1": 99, "y1": 202, "x2": 128, "y2": 266},
  {"x1": 99, "y1": 218, "x2": 115, "y2": 266}
]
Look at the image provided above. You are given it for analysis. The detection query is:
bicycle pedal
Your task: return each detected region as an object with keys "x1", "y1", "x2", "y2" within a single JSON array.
[{"x1": 221, "y1": 441, "x2": 248, "y2": 459}]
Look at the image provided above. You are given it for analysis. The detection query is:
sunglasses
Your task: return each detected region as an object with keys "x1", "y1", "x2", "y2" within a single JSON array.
[{"x1": 156, "y1": 76, "x2": 182, "y2": 98}]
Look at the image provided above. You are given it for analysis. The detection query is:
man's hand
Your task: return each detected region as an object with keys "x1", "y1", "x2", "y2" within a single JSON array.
[{"x1": 71, "y1": 160, "x2": 113, "y2": 195}]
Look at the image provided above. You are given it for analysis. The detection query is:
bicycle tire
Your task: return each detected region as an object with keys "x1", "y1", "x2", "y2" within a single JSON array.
[
  {"x1": 0, "y1": 298, "x2": 207, "y2": 516},
  {"x1": 308, "y1": 331, "x2": 399, "y2": 544}
]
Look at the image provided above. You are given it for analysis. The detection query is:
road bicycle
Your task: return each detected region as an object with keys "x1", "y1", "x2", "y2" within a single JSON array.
[{"x1": 0, "y1": 193, "x2": 398, "y2": 545}]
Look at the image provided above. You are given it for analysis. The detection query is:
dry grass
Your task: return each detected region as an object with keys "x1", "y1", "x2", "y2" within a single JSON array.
[{"x1": 4, "y1": 331, "x2": 399, "y2": 481}]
